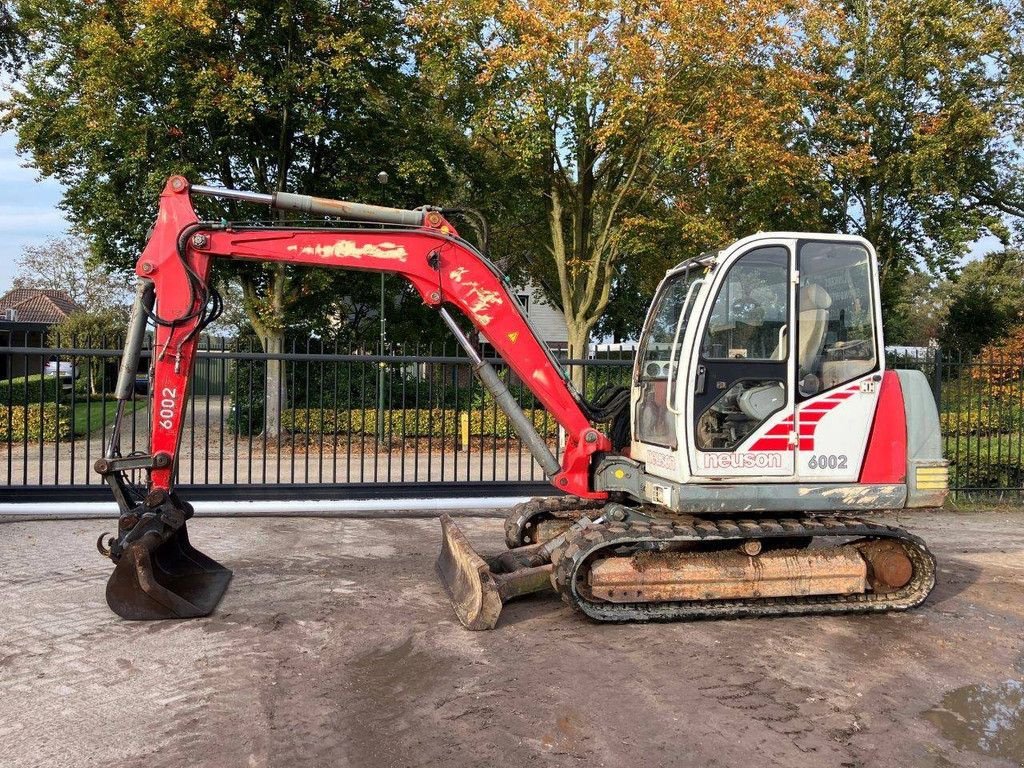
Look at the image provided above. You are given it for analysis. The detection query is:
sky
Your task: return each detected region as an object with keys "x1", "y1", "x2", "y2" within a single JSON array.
[{"x1": 0, "y1": 129, "x2": 70, "y2": 290}]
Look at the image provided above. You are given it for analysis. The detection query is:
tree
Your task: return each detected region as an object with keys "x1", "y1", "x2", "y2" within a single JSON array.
[
  {"x1": 972, "y1": 322, "x2": 1024, "y2": 397},
  {"x1": 884, "y1": 269, "x2": 944, "y2": 346},
  {"x1": 939, "y1": 249, "x2": 1024, "y2": 354},
  {"x1": 13, "y1": 236, "x2": 131, "y2": 311},
  {"x1": 3, "y1": 0, "x2": 473, "y2": 434},
  {"x1": 49, "y1": 309, "x2": 127, "y2": 395},
  {"x1": 805, "y1": 0, "x2": 1024, "y2": 307},
  {"x1": 0, "y1": 0, "x2": 21, "y2": 66},
  {"x1": 411, "y1": 0, "x2": 826, "y2": 384}
]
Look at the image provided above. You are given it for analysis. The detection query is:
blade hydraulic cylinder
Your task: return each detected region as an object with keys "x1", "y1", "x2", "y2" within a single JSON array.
[{"x1": 438, "y1": 308, "x2": 561, "y2": 478}]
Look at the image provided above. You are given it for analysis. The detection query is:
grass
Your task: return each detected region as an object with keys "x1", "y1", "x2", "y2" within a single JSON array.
[
  {"x1": 70, "y1": 398, "x2": 144, "y2": 437},
  {"x1": 944, "y1": 496, "x2": 1024, "y2": 513}
]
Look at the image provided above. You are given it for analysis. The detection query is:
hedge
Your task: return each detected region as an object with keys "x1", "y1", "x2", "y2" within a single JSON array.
[
  {"x1": 280, "y1": 407, "x2": 558, "y2": 438},
  {"x1": 0, "y1": 374, "x2": 90, "y2": 406},
  {"x1": 945, "y1": 435, "x2": 1023, "y2": 490},
  {"x1": 0, "y1": 404, "x2": 72, "y2": 441},
  {"x1": 940, "y1": 405, "x2": 1022, "y2": 437}
]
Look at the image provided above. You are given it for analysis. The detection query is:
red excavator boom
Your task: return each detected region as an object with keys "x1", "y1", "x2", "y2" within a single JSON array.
[
  {"x1": 140, "y1": 176, "x2": 609, "y2": 498},
  {"x1": 97, "y1": 176, "x2": 608, "y2": 619}
]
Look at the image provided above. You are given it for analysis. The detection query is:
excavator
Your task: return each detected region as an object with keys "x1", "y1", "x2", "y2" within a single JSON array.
[{"x1": 96, "y1": 176, "x2": 948, "y2": 628}]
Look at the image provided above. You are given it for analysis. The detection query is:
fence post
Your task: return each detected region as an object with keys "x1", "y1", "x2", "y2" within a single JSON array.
[{"x1": 931, "y1": 347, "x2": 943, "y2": 406}]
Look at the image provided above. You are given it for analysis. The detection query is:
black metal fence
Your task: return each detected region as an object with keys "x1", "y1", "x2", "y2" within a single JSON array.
[
  {"x1": 0, "y1": 340, "x2": 1020, "y2": 502},
  {"x1": 0, "y1": 338, "x2": 633, "y2": 501}
]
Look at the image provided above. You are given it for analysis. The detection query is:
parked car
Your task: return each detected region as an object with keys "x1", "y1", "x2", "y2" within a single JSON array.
[{"x1": 43, "y1": 357, "x2": 76, "y2": 379}]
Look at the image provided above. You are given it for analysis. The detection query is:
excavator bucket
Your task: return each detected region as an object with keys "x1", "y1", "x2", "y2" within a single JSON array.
[
  {"x1": 437, "y1": 514, "x2": 554, "y2": 631},
  {"x1": 106, "y1": 522, "x2": 232, "y2": 620}
]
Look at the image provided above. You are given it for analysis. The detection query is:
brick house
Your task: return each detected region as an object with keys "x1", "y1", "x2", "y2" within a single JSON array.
[{"x1": 0, "y1": 288, "x2": 81, "y2": 378}]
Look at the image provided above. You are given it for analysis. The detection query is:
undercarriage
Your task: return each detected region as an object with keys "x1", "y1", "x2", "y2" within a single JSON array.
[{"x1": 438, "y1": 496, "x2": 936, "y2": 630}]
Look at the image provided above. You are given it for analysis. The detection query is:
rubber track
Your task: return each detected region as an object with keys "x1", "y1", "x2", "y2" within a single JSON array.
[
  {"x1": 503, "y1": 495, "x2": 605, "y2": 549},
  {"x1": 550, "y1": 516, "x2": 936, "y2": 622}
]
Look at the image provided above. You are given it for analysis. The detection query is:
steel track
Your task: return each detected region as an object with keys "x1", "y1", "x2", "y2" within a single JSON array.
[
  {"x1": 503, "y1": 495, "x2": 605, "y2": 548},
  {"x1": 550, "y1": 516, "x2": 936, "y2": 621}
]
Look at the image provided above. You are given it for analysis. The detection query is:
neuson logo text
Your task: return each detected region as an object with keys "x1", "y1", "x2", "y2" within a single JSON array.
[{"x1": 703, "y1": 453, "x2": 783, "y2": 470}]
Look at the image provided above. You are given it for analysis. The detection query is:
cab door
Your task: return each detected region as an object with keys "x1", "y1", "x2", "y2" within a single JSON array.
[
  {"x1": 631, "y1": 264, "x2": 707, "y2": 481},
  {"x1": 792, "y1": 239, "x2": 884, "y2": 481},
  {"x1": 689, "y1": 242, "x2": 796, "y2": 479}
]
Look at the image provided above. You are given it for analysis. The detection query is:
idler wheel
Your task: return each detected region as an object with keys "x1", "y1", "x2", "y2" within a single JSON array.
[{"x1": 857, "y1": 539, "x2": 914, "y2": 591}]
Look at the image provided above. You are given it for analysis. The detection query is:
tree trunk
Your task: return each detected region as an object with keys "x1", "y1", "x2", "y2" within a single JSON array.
[
  {"x1": 565, "y1": 319, "x2": 593, "y2": 394},
  {"x1": 262, "y1": 330, "x2": 287, "y2": 438},
  {"x1": 239, "y1": 265, "x2": 290, "y2": 437}
]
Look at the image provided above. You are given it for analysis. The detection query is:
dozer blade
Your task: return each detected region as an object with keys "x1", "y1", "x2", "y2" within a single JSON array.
[
  {"x1": 106, "y1": 522, "x2": 232, "y2": 620},
  {"x1": 437, "y1": 514, "x2": 504, "y2": 630},
  {"x1": 436, "y1": 514, "x2": 553, "y2": 631}
]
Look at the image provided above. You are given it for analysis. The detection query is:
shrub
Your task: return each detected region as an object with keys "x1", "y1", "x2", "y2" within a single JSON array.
[
  {"x1": 940, "y1": 405, "x2": 1021, "y2": 437},
  {"x1": 0, "y1": 404, "x2": 72, "y2": 441},
  {"x1": 945, "y1": 435, "x2": 1023, "y2": 491},
  {"x1": 280, "y1": 407, "x2": 558, "y2": 438},
  {"x1": 971, "y1": 324, "x2": 1024, "y2": 399}
]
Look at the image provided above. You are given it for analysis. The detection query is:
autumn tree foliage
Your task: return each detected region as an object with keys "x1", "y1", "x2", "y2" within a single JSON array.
[
  {"x1": 2, "y1": 0, "x2": 471, "y2": 433},
  {"x1": 972, "y1": 324, "x2": 1024, "y2": 398},
  {"x1": 805, "y1": 0, "x2": 1024, "y2": 308},
  {"x1": 3, "y1": 0, "x2": 1023, "y2": 380},
  {"x1": 410, "y1": 0, "x2": 827, "y2": 379}
]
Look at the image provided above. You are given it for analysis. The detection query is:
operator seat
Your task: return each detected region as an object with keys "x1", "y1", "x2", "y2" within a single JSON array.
[
  {"x1": 765, "y1": 283, "x2": 832, "y2": 366},
  {"x1": 798, "y1": 283, "x2": 832, "y2": 374}
]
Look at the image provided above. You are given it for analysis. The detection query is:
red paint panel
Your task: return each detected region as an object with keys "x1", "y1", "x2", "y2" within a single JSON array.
[
  {"x1": 750, "y1": 438, "x2": 790, "y2": 451},
  {"x1": 859, "y1": 371, "x2": 907, "y2": 483},
  {"x1": 799, "y1": 411, "x2": 828, "y2": 423}
]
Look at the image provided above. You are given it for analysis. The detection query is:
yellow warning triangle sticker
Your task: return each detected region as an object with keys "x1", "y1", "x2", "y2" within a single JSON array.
[{"x1": 508, "y1": 331, "x2": 519, "y2": 343}]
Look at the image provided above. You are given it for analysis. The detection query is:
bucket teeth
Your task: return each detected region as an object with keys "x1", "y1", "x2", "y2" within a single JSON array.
[{"x1": 105, "y1": 522, "x2": 232, "y2": 620}]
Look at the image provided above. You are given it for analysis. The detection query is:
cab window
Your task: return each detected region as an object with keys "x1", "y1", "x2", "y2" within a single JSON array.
[
  {"x1": 700, "y1": 247, "x2": 788, "y2": 361},
  {"x1": 636, "y1": 269, "x2": 701, "y2": 381},
  {"x1": 634, "y1": 268, "x2": 704, "y2": 448},
  {"x1": 796, "y1": 242, "x2": 877, "y2": 398}
]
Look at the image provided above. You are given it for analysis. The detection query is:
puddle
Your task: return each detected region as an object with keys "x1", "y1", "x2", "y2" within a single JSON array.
[{"x1": 924, "y1": 679, "x2": 1024, "y2": 760}]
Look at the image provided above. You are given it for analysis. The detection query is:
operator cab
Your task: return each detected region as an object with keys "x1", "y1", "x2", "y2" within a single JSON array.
[{"x1": 631, "y1": 233, "x2": 883, "y2": 486}]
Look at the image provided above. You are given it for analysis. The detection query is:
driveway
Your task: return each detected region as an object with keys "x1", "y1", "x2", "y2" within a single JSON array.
[{"x1": 1, "y1": 508, "x2": 1022, "y2": 767}]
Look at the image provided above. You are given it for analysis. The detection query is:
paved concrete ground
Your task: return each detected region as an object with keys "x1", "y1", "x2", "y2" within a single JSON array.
[{"x1": 1, "y1": 508, "x2": 1022, "y2": 767}]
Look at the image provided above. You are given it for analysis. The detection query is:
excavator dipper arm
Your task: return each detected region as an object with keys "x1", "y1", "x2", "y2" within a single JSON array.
[{"x1": 99, "y1": 176, "x2": 609, "y2": 619}]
